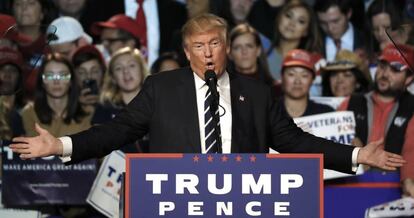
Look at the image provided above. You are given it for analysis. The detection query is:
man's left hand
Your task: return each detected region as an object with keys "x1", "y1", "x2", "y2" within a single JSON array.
[{"x1": 357, "y1": 138, "x2": 406, "y2": 171}]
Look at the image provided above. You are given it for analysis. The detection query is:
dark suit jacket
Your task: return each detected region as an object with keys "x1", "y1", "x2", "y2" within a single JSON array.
[
  {"x1": 69, "y1": 67, "x2": 355, "y2": 173},
  {"x1": 322, "y1": 26, "x2": 367, "y2": 58}
]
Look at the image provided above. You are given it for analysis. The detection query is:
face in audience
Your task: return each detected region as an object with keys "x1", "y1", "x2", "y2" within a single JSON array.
[
  {"x1": 186, "y1": 0, "x2": 210, "y2": 18},
  {"x1": 329, "y1": 70, "x2": 358, "y2": 97},
  {"x1": 282, "y1": 66, "x2": 314, "y2": 99},
  {"x1": 317, "y1": 6, "x2": 350, "y2": 40},
  {"x1": 230, "y1": 33, "x2": 260, "y2": 74},
  {"x1": 101, "y1": 28, "x2": 130, "y2": 55},
  {"x1": 230, "y1": 0, "x2": 254, "y2": 23},
  {"x1": 111, "y1": 53, "x2": 143, "y2": 93},
  {"x1": 0, "y1": 64, "x2": 20, "y2": 95},
  {"x1": 42, "y1": 61, "x2": 72, "y2": 99},
  {"x1": 374, "y1": 60, "x2": 413, "y2": 97},
  {"x1": 75, "y1": 59, "x2": 104, "y2": 88},
  {"x1": 54, "y1": 0, "x2": 86, "y2": 17},
  {"x1": 13, "y1": 0, "x2": 43, "y2": 27},
  {"x1": 278, "y1": 6, "x2": 310, "y2": 41},
  {"x1": 372, "y1": 12, "x2": 392, "y2": 50},
  {"x1": 158, "y1": 59, "x2": 180, "y2": 73}
]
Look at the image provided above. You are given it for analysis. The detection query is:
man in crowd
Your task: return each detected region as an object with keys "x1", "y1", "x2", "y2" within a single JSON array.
[
  {"x1": 49, "y1": 16, "x2": 92, "y2": 59},
  {"x1": 314, "y1": 0, "x2": 366, "y2": 61},
  {"x1": 91, "y1": 14, "x2": 141, "y2": 60},
  {"x1": 339, "y1": 43, "x2": 414, "y2": 197},
  {"x1": 11, "y1": 14, "x2": 404, "y2": 175}
]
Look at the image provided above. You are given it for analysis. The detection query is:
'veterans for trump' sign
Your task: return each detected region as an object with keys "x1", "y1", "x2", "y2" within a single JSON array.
[{"x1": 125, "y1": 154, "x2": 323, "y2": 218}]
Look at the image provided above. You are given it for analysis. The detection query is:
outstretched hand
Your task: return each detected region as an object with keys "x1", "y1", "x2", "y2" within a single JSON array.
[
  {"x1": 357, "y1": 138, "x2": 405, "y2": 171},
  {"x1": 10, "y1": 123, "x2": 63, "y2": 159}
]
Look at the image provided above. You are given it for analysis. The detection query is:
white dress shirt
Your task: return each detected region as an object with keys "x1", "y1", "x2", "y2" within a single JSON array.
[
  {"x1": 326, "y1": 23, "x2": 355, "y2": 61},
  {"x1": 125, "y1": 0, "x2": 160, "y2": 67},
  {"x1": 193, "y1": 72, "x2": 232, "y2": 153}
]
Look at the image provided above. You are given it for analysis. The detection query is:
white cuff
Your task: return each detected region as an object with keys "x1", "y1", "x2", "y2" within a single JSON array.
[
  {"x1": 351, "y1": 147, "x2": 361, "y2": 172},
  {"x1": 59, "y1": 136, "x2": 72, "y2": 163}
]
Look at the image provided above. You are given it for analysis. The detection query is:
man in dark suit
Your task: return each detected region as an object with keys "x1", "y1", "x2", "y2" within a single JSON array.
[
  {"x1": 11, "y1": 14, "x2": 404, "y2": 174},
  {"x1": 314, "y1": 0, "x2": 367, "y2": 61}
]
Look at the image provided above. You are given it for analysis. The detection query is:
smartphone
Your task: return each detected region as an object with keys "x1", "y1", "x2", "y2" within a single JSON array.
[{"x1": 82, "y1": 79, "x2": 99, "y2": 95}]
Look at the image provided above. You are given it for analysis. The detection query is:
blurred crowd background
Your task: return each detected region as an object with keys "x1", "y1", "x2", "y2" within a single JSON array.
[{"x1": 1, "y1": 0, "x2": 414, "y2": 217}]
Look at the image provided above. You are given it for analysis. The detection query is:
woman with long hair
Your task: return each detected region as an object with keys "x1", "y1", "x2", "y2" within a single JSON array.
[
  {"x1": 21, "y1": 53, "x2": 89, "y2": 137},
  {"x1": 228, "y1": 23, "x2": 274, "y2": 86},
  {"x1": 100, "y1": 47, "x2": 149, "y2": 108},
  {"x1": 100, "y1": 47, "x2": 149, "y2": 152},
  {"x1": 267, "y1": 0, "x2": 323, "y2": 81}
]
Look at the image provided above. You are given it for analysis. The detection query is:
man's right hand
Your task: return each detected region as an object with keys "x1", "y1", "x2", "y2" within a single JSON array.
[{"x1": 10, "y1": 123, "x2": 63, "y2": 159}]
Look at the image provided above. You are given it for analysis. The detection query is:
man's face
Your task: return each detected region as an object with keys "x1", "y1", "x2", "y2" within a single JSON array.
[
  {"x1": 101, "y1": 28, "x2": 129, "y2": 55},
  {"x1": 184, "y1": 29, "x2": 229, "y2": 80},
  {"x1": 50, "y1": 41, "x2": 78, "y2": 59},
  {"x1": 374, "y1": 61, "x2": 413, "y2": 97},
  {"x1": 317, "y1": 6, "x2": 350, "y2": 40}
]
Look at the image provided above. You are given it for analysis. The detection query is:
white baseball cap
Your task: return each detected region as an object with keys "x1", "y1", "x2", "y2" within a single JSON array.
[{"x1": 49, "y1": 16, "x2": 92, "y2": 45}]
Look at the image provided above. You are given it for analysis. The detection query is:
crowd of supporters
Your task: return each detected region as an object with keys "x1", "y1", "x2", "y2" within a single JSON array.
[{"x1": 1, "y1": 0, "x2": 414, "y2": 217}]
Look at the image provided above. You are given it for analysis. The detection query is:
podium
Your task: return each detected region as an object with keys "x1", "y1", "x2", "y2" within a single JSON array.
[{"x1": 122, "y1": 153, "x2": 323, "y2": 218}]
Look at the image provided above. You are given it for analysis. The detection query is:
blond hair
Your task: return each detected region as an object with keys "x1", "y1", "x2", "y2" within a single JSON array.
[
  {"x1": 181, "y1": 13, "x2": 228, "y2": 48},
  {"x1": 100, "y1": 47, "x2": 149, "y2": 107}
]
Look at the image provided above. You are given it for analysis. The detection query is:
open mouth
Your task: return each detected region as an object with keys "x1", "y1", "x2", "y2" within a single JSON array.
[{"x1": 206, "y1": 62, "x2": 215, "y2": 70}]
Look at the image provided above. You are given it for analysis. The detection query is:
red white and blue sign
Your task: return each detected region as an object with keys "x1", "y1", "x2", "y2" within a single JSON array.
[{"x1": 125, "y1": 154, "x2": 323, "y2": 218}]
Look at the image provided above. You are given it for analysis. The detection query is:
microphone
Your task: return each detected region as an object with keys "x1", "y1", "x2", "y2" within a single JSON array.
[{"x1": 204, "y1": 70, "x2": 219, "y2": 106}]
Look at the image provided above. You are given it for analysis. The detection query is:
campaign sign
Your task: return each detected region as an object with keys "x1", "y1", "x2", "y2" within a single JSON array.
[
  {"x1": 2, "y1": 143, "x2": 97, "y2": 206},
  {"x1": 125, "y1": 154, "x2": 323, "y2": 218}
]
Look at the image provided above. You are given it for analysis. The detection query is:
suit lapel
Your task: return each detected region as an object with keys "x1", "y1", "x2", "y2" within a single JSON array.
[
  {"x1": 177, "y1": 68, "x2": 202, "y2": 153},
  {"x1": 229, "y1": 74, "x2": 248, "y2": 153}
]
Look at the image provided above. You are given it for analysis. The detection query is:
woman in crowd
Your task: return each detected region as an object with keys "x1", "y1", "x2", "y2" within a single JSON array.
[
  {"x1": 366, "y1": 0, "x2": 404, "y2": 59},
  {"x1": 100, "y1": 47, "x2": 149, "y2": 152},
  {"x1": 21, "y1": 53, "x2": 89, "y2": 137},
  {"x1": 12, "y1": 0, "x2": 57, "y2": 98},
  {"x1": 101, "y1": 47, "x2": 148, "y2": 108},
  {"x1": 278, "y1": 49, "x2": 333, "y2": 118},
  {"x1": 321, "y1": 50, "x2": 371, "y2": 97},
  {"x1": 228, "y1": 23, "x2": 274, "y2": 86},
  {"x1": 267, "y1": 0, "x2": 323, "y2": 81},
  {"x1": 0, "y1": 48, "x2": 26, "y2": 140},
  {"x1": 150, "y1": 52, "x2": 182, "y2": 75}
]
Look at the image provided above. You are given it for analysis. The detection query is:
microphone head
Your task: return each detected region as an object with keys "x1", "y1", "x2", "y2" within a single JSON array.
[{"x1": 204, "y1": 70, "x2": 217, "y2": 82}]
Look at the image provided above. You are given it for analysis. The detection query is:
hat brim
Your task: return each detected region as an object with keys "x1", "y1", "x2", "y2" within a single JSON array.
[
  {"x1": 322, "y1": 64, "x2": 356, "y2": 72},
  {"x1": 91, "y1": 21, "x2": 118, "y2": 35},
  {"x1": 283, "y1": 61, "x2": 315, "y2": 74}
]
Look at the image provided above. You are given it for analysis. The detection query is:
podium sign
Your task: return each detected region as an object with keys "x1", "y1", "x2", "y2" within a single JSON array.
[{"x1": 125, "y1": 154, "x2": 323, "y2": 218}]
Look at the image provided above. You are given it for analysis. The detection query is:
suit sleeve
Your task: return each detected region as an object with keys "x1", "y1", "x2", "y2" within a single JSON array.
[
  {"x1": 267, "y1": 90, "x2": 355, "y2": 174},
  {"x1": 67, "y1": 76, "x2": 155, "y2": 163}
]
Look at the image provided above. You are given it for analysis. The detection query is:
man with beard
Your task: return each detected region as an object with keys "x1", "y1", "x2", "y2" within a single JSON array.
[{"x1": 338, "y1": 43, "x2": 414, "y2": 197}]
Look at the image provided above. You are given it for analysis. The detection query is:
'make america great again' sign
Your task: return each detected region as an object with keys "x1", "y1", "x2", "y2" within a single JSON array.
[{"x1": 125, "y1": 154, "x2": 323, "y2": 218}]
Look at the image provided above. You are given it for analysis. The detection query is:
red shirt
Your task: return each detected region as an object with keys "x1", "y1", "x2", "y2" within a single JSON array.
[{"x1": 338, "y1": 93, "x2": 414, "y2": 181}]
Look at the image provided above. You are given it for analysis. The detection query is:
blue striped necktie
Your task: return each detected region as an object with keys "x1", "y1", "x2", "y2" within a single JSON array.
[{"x1": 204, "y1": 88, "x2": 221, "y2": 153}]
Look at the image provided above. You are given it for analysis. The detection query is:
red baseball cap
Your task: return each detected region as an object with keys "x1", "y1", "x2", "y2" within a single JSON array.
[
  {"x1": 0, "y1": 14, "x2": 31, "y2": 44},
  {"x1": 91, "y1": 14, "x2": 141, "y2": 40},
  {"x1": 378, "y1": 43, "x2": 414, "y2": 72},
  {"x1": 0, "y1": 48, "x2": 25, "y2": 73},
  {"x1": 282, "y1": 49, "x2": 315, "y2": 75},
  {"x1": 72, "y1": 45, "x2": 106, "y2": 70}
]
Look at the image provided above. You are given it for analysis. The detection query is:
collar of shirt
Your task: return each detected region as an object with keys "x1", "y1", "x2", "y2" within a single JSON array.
[
  {"x1": 326, "y1": 22, "x2": 354, "y2": 61},
  {"x1": 193, "y1": 71, "x2": 230, "y2": 92}
]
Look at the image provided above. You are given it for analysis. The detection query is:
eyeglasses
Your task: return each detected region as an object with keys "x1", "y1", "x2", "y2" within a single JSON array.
[{"x1": 42, "y1": 72, "x2": 71, "y2": 82}]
